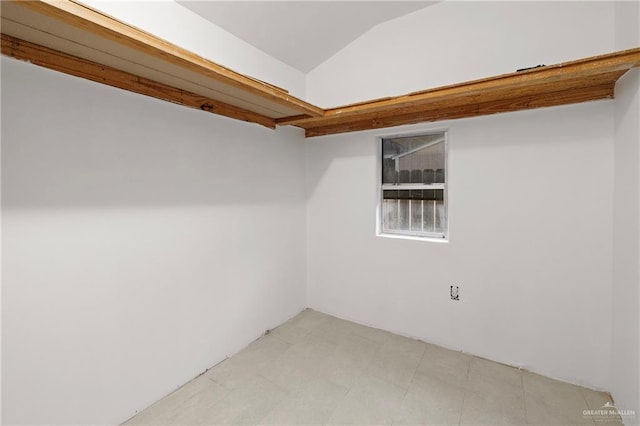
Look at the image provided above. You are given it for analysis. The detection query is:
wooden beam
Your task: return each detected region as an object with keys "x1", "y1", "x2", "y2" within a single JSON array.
[
  {"x1": 275, "y1": 114, "x2": 315, "y2": 125},
  {"x1": 294, "y1": 71, "x2": 625, "y2": 131},
  {"x1": 283, "y1": 47, "x2": 640, "y2": 129},
  {"x1": 304, "y1": 83, "x2": 616, "y2": 137},
  {"x1": 2, "y1": 34, "x2": 277, "y2": 128},
  {"x1": 2, "y1": 0, "x2": 638, "y2": 137},
  {"x1": 8, "y1": 0, "x2": 324, "y2": 118}
]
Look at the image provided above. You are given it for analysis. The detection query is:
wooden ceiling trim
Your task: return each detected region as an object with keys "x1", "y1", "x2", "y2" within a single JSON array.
[
  {"x1": 1, "y1": 16, "x2": 298, "y2": 118},
  {"x1": 303, "y1": 83, "x2": 616, "y2": 137},
  {"x1": 2, "y1": 34, "x2": 276, "y2": 128},
  {"x1": 289, "y1": 70, "x2": 627, "y2": 131},
  {"x1": 275, "y1": 114, "x2": 315, "y2": 125},
  {"x1": 5, "y1": 0, "x2": 323, "y2": 118},
  {"x1": 1, "y1": 0, "x2": 638, "y2": 136},
  {"x1": 282, "y1": 48, "x2": 640, "y2": 129},
  {"x1": 0, "y1": 16, "x2": 302, "y2": 118}
]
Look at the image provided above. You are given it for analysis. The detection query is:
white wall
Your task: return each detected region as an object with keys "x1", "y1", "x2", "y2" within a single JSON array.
[
  {"x1": 305, "y1": 0, "x2": 618, "y2": 391},
  {"x1": 1, "y1": 57, "x2": 306, "y2": 424},
  {"x1": 1, "y1": 0, "x2": 635, "y2": 422},
  {"x1": 612, "y1": 0, "x2": 640, "y2": 421},
  {"x1": 306, "y1": 102, "x2": 614, "y2": 390},
  {"x1": 307, "y1": 1, "x2": 614, "y2": 107},
  {"x1": 83, "y1": 0, "x2": 306, "y2": 99}
]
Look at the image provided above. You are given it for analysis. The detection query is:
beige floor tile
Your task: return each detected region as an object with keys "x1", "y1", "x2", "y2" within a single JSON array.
[
  {"x1": 179, "y1": 377, "x2": 232, "y2": 409},
  {"x1": 327, "y1": 375, "x2": 405, "y2": 425},
  {"x1": 349, "y1": 322, "x2": 395, "y2": 344},
  {"x1": 422, "y1": 343, "x2": 466, "y2": 363},
  {"x1": 394, "y1": 380, "x2": 464, "y2": 425},
  {"x1": 125, "y1": 375, "x2": 228, "y2": 425},
  {"x1": 206, "y1": 357, "x2": 262, "y2": 390},
  {"x1": 234, "y1": 335, "x2": 292, "y2": 366},
  {"x1": 581, "y1": 387, "x2": 613, "y2": 410},
  {"x1": 316, "y1": 316, "x2": 389, "y2": 347},
  {"x1": 315, "y1": 350, "x2": 372, "y2": 390},
  {"x1": 290, "y1": 309, "x2": 332, "y2": 331},
  {"x1": 304, "y1": 326, "x2": 382, "y2": 360},
  {"x1": 525, "y1": 393, "x2": 594, "y2": 426},
  {"x1": 259, "y1": 336, "x2": 336, "y2": 388},
  {"x1": 382, "y1": 334, "x2": 427, "y2": 357},
  {"x1": 465, "y1": 360, "x2": 523, "y2": 396},
  {"x1": 368, "y1": 348, "x2": 423, "y2": 390},
  {"x1": 580, "y1": 388, "x2": 624, "y2": 425},
  {"x1": 169, "y1": 399, "x2": 236, "y2": 425},
  {"x1": 268, "y1": 364, "x2": 327, "y2": 392},
  {"x1": 523, "y1": 372, "x2": 594, "y2": 425},
  {"x1": 335, "y1": 333, "x2": 382, "y2": 363},
  {"x1": 468, "y1": 356, "x2": 523, "y2": 388},
  {"x1": 309, "y1": 333, "x2": 380, "y2": 389},
  {"x1": 269, "y1": 321, "x2": 312, "y2": 344},
  {"x1": 460, "y1": 391, "x2": 527, "y2": 426},
  {"x1": 125, "y1": 311, "x2": 611, "y2": 426},
  {"x1": 460, "y1": 368, "x2": 526, "y2": 425},
  {"x1": 207, "y1": 336, "x2": 291, "y2": 389},
  {"x1": 123, "y1": 398, "x2": 182, "y2": 425},
  {"x1": 181, "y1": 375, "x2": 288, "y2": 425},
  {"x1": 307, "y1": 324, "x2": 356, "y2": 347},
  {"x1": 259, "y1": 379, "x2": 349, "y2": 425},
  {"x1": 319, "y1": 315, "x2": 361, "y2": 332},
  {"x1": 417, "y1": 345, "x2": 471, "y2": 388}
]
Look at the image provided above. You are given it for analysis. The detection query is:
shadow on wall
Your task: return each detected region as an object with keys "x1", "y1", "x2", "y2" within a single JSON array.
[
  {"x1": 1, "y1": 57, "x2": 306, "y2": 210},
  {"x1": 305, "y1": 131, "x2": 376, "y2": 203},
  {"x1": 615, "y1": 68, "x2": 640, "y2": 121}
]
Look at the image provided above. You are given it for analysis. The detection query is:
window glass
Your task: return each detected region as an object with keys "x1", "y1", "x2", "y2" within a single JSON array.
[{"x1": 381, "y1": 132, "x2": 447, "y2": 239}]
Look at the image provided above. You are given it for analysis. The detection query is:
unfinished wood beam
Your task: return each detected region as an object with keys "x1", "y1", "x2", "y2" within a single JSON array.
[
  {"x1": 5, "y1": 0, "x2": 324, "y2": 118},
  {"x1": 275, "y1": 114, "x2": 316, "y2": 125},
  {"x1": 304, "y1": 83, "x2": 616, "y2": 137},
  {"x1": 282, "y1": 47, "x2": 640, "y2": 130},
  {"x1": 293, "y1": 71, "x2": 625, "y2": 131},
  {"x1": 2, "y1": 0, "x2": 638, "y2": 137},
  {"x1": 2, "y1": 34, "x2": 277, "y2": 128}
]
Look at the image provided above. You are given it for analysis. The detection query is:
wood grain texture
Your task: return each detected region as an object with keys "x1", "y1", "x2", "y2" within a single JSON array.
[
  {"x1": 275, "y1": 114, "x2": 315, "y2": 125},
  {"x1": 294, "y1": 71, "x2": 625, "y2": 132},
  {"x1": 304, "y1": 83, "x2": 616, "y2": 137},
  {"x1": 2, "y1": 34, "x2": 276, "y2": 128},
  {"x1": 293, "y1": 47, "x2": 640, "y2": 126},
  {"x1": 282, "y1": 48, "x2": 639, "y2": 136},
  {"x1": 4, "y1": 0, "x2": 323, "y2": 118},
  {"x1": 1, "y1": 0, "x2": 638, "y2": 137}
]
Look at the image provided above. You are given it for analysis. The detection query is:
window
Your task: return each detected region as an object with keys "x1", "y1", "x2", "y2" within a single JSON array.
[{"x1": 379, "y1": 131, "x2": 448, "y2": 240}]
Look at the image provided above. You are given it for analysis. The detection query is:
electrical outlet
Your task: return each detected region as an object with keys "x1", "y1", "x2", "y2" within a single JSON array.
[{"x1": 450, "y1": 285, "x2": 460, "y2": 301}]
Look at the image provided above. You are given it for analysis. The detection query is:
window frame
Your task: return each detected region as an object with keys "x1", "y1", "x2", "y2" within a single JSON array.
[{"x1": 376, "y1": 129, "x2": 449, "y2": 242}]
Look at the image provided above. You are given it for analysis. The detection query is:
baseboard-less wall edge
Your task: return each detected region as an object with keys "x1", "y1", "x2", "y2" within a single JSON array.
[
  {"x1": 118, "y1": 307, "x2": 308, "y2": 425},
  {"x1": 306, "y1": 305, "x2": 614, "y2": 396},
  {"x1": 118, "y1": 362, "x2": 219, "y2": 425}
]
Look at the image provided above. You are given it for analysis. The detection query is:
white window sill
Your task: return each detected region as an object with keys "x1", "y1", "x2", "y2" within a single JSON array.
[{"x1": 377, "y1": 232, "x2": 449, "y2": 243}]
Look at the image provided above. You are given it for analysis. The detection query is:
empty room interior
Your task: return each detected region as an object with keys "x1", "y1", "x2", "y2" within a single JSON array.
[{"x1": 2, "y1": 0, "x2": 640, "y2": 425}]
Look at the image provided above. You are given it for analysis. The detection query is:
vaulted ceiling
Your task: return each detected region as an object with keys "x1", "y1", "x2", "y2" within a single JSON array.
[
  {"x1": 2, "y1": 0, "x2": 638, "y2": 137},
  {"x1": 176, "y1": 1, "x2": 434, "y2": 73}
]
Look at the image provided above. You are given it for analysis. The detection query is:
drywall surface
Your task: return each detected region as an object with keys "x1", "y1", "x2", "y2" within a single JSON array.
[
  {"x1": 306, "y1": 1, "x2": 614, "y2": 107},
  {"x1": 1, "y1": 57, "x2": 306, "y2": 424},
  {"x1": 612, "y1": 1, "x2": 640, "y2": 421},
  {"x1": 83, "y1": 0, "x2": 306, "y2": 99},
  {"x1": 612, "y1": 66, "x2": 640, "y2": 424},
  {"x1": 306, "y1": 101, "x2": 614, "y2": 390},
  {"x1": 305, "y1": 0, "x2": 619, "y2": 393}
]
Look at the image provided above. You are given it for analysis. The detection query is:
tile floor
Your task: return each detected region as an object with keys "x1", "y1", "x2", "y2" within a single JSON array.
[{"x1": 124, "y1": 309, "x2": 621, "y2": 425}]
